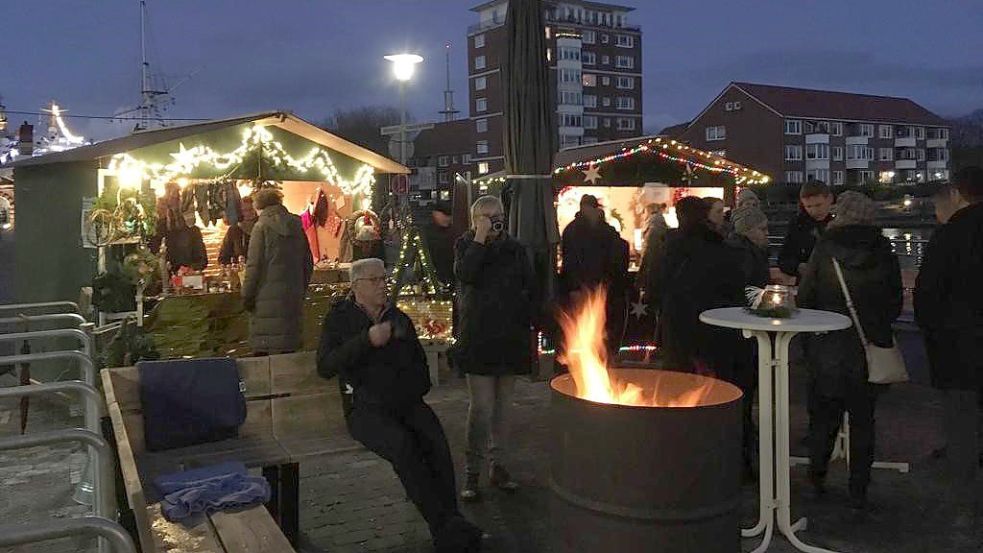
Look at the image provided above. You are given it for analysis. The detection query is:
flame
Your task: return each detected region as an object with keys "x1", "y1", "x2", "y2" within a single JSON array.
[{"x1": 557, "y1": 286, "x2": 715, "y2": 407}]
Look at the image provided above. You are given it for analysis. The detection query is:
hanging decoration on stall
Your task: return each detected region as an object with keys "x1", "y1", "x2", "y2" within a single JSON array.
[
  {"x1": 87, "y1": 184, "x2": 157, "y2": 247},
  {"x1": 107, "y1": 124, "x2": 377, "y2": 196},
  {"x1": 554, "y1": 137, "x2": 770, "y2": 187}
]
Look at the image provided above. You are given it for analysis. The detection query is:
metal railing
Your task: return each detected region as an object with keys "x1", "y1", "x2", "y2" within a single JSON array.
[
  {"x1": 0, "y1": 516, "x2": 135, "y2": 553},
  {"x1": 0, "y1": 328, "x2": 94, "y2": 358},
  {"x1": 0, "y1": 312, "x2": 88, "y2": 330},
  {"x1": 0, "y1": 301, "x2": 82, "y2": 315}
]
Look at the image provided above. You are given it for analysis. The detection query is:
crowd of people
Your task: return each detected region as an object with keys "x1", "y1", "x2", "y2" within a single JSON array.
[{"x1": 229, "y1": 166, "x2": 981, "y2": 550}]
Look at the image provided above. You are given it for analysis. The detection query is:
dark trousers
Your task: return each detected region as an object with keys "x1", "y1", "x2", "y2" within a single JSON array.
[
  {"x1": 942, "y1": 388, "x2": 982, "y2": 502},
  {"x1": 809, "y1": 384, "x2": 880, "y2": 493},
  {"x1": 348, "y1": 401, "x2": 459, "y2": 536}
]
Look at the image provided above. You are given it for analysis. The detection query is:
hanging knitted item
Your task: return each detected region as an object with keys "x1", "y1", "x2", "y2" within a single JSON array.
[
  {"x1": 181, "y1": 186, "x2": 198, "y2": 227},
  {"x1": 224, "y1": 182, "x2": 242, "y2": 225},
  {"x1": 313, "y1": 189, "x2": 329, "y2": 227},
  {"x1": 209, "y1": 182, "x2": 226, "y2": 225},
  {"x1": 194, "y1": 183, "x2": 210, "y2": 224}
]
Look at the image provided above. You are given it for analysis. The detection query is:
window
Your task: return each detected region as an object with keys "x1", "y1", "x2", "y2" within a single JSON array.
[
  {"x1": 711, "y1": 150, "x2": 727, "y2": 157},
  {"x1": 617, "y1": 118, "x2": 636, "y2": 131},
  {"x1": 706, "y1": 125, "x2": 726, "y2": 141},
  {"x1": 615, "y1": 35, "x2": 633, "y2": 47},
  {"x1": 833, "y1": 146, "x2": 843, "y2": 161},
  {"x1": 475, "y1": 76, "x2": 487, "y2": 91},
  {"x1": 477, "y1": 162, "x2": 489, "y2": 175},
  {"x1": 915, "y1": 127, "x2": 925, "y2": 140},
  {"x1": 560, "y1": 114, "x2": 583, "y2": 127},
  {"x1": 546, "y1": 48, "x2": 552, "y2": 62},
  {"x1": 601, "y1": 55, "x2": 610, "y2": 65},
  {"x1": 476, "y1": 141, "x2": 489, "y2": 155},
  {"x1": 847, "y1": 145, "x2": 873, "y2": 160},
  {"x1": 473, "y1": 34, "x2": 485, "y2": 48},
  {"x1": 545, "y1": 26, "x2": 551, "y2": 39},
  {"x1": 725, "y1": 101, "x2": 742, "y2": 111},
  {"x1": 602, "y1": 76, "x2": 611, "y2": 86},
  {"x1": 581, "y1": 30, "x2": 596, "y2": 44},
  {"x1": 785, "y1": 120, "x2": 802, "y2": 135},
  {"x1": 603, "y1": 118, "x2": 612, "y2": 128},
  {"x1": 583, "y1": 115, "x2": 598, "y2": 129},
  {"x1": 878, "y1": 148, "x2": 893, "y2": 161},
  {"x1": 600, "y1": 34, "x2": 609, "y2": 44},
  {"x1": 784, "y1": 145, "x2": 803, "y2": 161},
  {"x1": 833, "y1": 170, "x2": 844, "y2": 185},
  {"x1": 582, "y1": 73, "x2": 596, "y2": 87},
  {"x1": 858, "y1": 170, "x2": 874, "y2": 183},
  {"x1": 899, "y1": 148, "x2": 916, "y2": 160},
  {"x1": 858, "y1": 124, "x2": 874, "y2": 137},
  {"x1": 806, "y1": 144, "x2": 829, "y2": 160},
  {"x1": 475, "y1": 118, "x2": 488, "y2": 133},
  {"x1": 474, "y1": 55, "x2": 486, "y2": 70},
  {"x1": 582, "y1": 52, "x2": 596, "y2": 65},
  {"x1": 602, "y1": 97, "x2": 611, "y2": 107},
  {"x1": 560, "y1": 69, "x2": 582, "y2": 83},
  {"x1": 615, "y1": 55, "x2": 634, "y2": 69},
  {"x1": 616, "y1": 76, "x2": 634, "y2": 89},
  {"x1": 583, "y1": 137, "x2": 598, "y2": 145},
  {"x1": 917, "y1": 148, "x2": 925, "y2": 161},
  {"x1": 583, "y1": 94, "x2": 597, "y2": 108},
  {"x1": 438, "y1": 155, "x2": 450, "y2": 167},
  {"x1": 807, "y1": 169, "x2": 830, "y2": 184},
  {"x1": 831, "y1": 122, "x2": 843, "y2": 136},
  {"x1": 560, "y1": 91, "x2": 583, "y2": 105},
  {"x1": 559, "y1": 47, "x2": 581, "y2": 61},
  {"x1": 804, "y1": 121, "x2": 815, "y2": 134},
  {"x1": 475, "y1": 98, "x2": 487, "y2": 112},
  {"x1": 879, "y1": 125, "x2": 893, "y2": 139},
  {"x1": 462, "y1": 153, "x2": 471, "y2": 164},
  {"x1": 784, "y1": 171, "x2": 804, "y2": 184},
  {"x1": 932, "y1": 128, "x2": 949, "y2": 140},
  {"x1": 616, "y1": 97, "x2": 635, "y2": 110},
  {"x1": 438, "y1": 172, "x2": 449, "y2": 185}
]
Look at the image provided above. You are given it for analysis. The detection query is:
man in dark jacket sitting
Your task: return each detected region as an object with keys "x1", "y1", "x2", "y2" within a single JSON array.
[{"x1": 317, "y1": 258, "x2": 482, "y2": 552}]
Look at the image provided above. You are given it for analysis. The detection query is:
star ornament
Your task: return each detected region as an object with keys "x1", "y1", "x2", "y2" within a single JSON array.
[
  {"x1": 630, "y1": 298, "x2": 648, "y2": 319},
  {"x1": 582, "y1": 165, "x2": 602, "y2": 184}
]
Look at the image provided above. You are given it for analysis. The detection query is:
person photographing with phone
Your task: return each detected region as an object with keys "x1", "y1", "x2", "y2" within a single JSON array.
[
  {"x1": 453, "y1": 196, "x2": 535, "y2": 502},
  {"x1": 317, "y1": 258, "x2": 483, "y2": 552}
]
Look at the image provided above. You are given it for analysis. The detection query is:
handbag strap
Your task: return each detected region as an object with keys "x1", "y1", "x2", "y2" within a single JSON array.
[{"x1": 831, "y1": 257, "x2": 869, "y2": 347}]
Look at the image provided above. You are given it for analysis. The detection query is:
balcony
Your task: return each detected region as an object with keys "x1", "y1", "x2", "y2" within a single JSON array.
[
  {"x1": 895, "y1": 137, "x2": 916, "y2": 148},
  {"x1": 846, "y1": 159, "x2": 869, "y2": 169},
  {"x1": 468, "y1": 18, "x2": 505, "y2": 34},
  {"x1": 845, "y1": 136, "x2": 868, "y2": 145},
  {"x1": 805, "y1": 133, "x2": 829, "y2": 144},
  {"x1": 926, "y1": 138, "x2": 948, "y2": 148},
  {"x1": 927, "y1": 160, "x2": 948, "y2": 169},
  {"x1": 895, "y1": 159, "x2": 917, "y2": 170}
]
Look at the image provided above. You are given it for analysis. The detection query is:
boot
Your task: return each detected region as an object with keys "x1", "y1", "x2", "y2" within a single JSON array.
[
  {"x1": 459, "y1": 473, "x2": 481, "y2": 502},
  {"x1": 489, "y1": 464, "x2": 519, "y2": 492}
]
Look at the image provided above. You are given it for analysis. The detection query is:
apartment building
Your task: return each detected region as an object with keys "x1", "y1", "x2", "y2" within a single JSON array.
[
  {"x1": 467, "y1": 0, "x2": 644, "y2": 175},
  {"x1": 674, "y1": 82, "x2": 950, "y2": 186}
]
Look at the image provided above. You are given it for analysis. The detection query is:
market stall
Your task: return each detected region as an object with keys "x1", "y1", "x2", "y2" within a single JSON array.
[{"x1": 11, "y1": 111, "x2": 408, "y2": 359}]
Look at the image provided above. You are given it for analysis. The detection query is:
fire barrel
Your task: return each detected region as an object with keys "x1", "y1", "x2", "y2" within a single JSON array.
[{"x1": 550, "y1": 368, "x2": 743, "y2": 553}]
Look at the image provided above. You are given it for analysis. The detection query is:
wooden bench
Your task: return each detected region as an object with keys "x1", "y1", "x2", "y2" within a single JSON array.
[{"x1": 102, "y1": 351, "x2": 361, "y2": 552}]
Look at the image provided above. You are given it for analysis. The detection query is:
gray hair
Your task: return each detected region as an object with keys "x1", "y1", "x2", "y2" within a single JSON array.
[
  {"x1": 350, "y1": 258, "x2": 385, "y2": 281},
  {"x1": 470, "y1": 195, "x2": 504, "y2": 229}
]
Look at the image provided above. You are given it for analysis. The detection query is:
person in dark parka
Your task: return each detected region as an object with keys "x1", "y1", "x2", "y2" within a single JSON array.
[
  {"x1": 316, "y1": 258, "x2": 482, "y2": 552},
  {"x1": 242, "y1": 189, "x2": 313, "y2": 355},
  {"x1": 454, "y1": 195, "x2": 534, "y2": 502},
  {"x1": 778, "y1": 180, "x2": 834, "y2": 281},
  {"x1": 915, "y1": 167, "x2": 983, "y2": 512},
  {"x1": 655, "y1": 196, "x2": 744, "y2": 380},
  {"x1": 797, "y1": 191, "x2": 902, "y2": 510}
]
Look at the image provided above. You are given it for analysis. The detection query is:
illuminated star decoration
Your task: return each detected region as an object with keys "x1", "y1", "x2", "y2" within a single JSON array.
[
  {"x1": 582, "y1": 164, "x2": 602, "y2": 184},
  {"x1": 630, "y1": 298, "x2": 648, "y2": 319}
]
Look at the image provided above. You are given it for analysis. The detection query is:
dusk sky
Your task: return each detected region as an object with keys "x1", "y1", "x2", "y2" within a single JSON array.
[{"x1": 4, "y1": 0, "x2": 982, "y2": 142}]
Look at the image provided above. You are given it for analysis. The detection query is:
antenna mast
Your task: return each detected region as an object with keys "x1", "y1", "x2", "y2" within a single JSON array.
[{"x1": 439, "y1": 42, "x2": 459, "y2": 122}]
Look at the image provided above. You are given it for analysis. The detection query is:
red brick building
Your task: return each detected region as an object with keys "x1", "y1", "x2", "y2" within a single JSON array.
[
  {"x1": 467, "y1": 0, "x2": 644, "y2": 176},
  {"x1": 672, "y1": 82, "x2": 951, "y2": 186}
]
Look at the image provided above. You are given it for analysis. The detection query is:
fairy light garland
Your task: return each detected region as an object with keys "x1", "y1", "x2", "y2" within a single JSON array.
[
  {"x1": 389, "y1": 224, "x2": 452, "y2": 298},
  {"x1": 107, "y1": 124, "x2": 377, "y2": 195}
]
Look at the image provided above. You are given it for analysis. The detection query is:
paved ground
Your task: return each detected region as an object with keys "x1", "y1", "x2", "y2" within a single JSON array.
[{"x1": 2, "y1": 347, "x2": 980, "y2": 553}]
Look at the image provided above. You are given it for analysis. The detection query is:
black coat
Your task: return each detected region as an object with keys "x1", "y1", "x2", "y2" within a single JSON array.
[
  {"x1": 150, "y1": 224, "x2": 208, "y2": 274},
  {"x1": 726, "y1": 234, "x2": 770, "y2": 289},
  {"x1": 778, "y1": 211, "x2": 831, "y2": 278},
  {"x1": 914, "y1": 203, "x2": 983, "y2": 390},
  {"x1": 422, "y1": 222, "x2": 456, "y2": 286},
  {"x1": 453, "y1": 231, "x2": 534, "y2": 375},
  {"x1": 657, "y1": 224, "x2": 744, "y2": 378},
  {"x1": 560, "y1": 215, "x2": 625, "y2": 296},
  {"x1": 317, "y1": 297, "x2": 431, "y2": 413},
  {"x1": 798, "y1": 225, "x2": 902, "y2": 397}
]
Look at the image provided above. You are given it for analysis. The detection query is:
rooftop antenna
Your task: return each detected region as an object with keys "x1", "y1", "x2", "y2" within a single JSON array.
[{"x1": 438, "y1": 42, "x2": 459, "y2": 122}]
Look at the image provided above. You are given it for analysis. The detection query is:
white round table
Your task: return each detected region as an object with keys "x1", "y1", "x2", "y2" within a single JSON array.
[{"x1": 700, "y1": 307, "x2": 851, "y2": 553}]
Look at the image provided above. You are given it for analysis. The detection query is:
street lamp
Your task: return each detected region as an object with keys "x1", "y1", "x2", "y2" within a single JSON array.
[{"x1": 385, "y1": 53, "x2": 423, "y2": 165}]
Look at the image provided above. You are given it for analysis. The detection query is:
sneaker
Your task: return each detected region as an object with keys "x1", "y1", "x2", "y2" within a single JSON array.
[
  {"x1": 460, "y1": 473, "x2": 481, "y2": 502},
  {"x1": 489, "y1": 464, "x2": 519, "y2": 492}
]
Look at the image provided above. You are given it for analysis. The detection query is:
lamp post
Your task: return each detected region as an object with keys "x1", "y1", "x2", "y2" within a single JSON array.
[{"x1": 384, "y1": 53, "x2": 423, "y2": 165}]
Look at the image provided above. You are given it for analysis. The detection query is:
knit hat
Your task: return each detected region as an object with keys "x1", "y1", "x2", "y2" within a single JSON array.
[
  {"x1": 829, "y1": 191, "x2": 876, "y2": 228},
  {"x1": 731, "y1": 206, "x2": 768, "y2": 236},
  {"x1": 736, "y1": 189, "x2": 761, "y2": 208}
]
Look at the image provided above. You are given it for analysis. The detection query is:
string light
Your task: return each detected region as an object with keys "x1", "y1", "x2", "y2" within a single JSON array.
[{"x1": 107, "y1": 124, "x2": 377, "y2": 196}]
